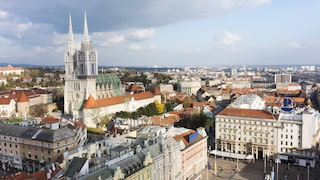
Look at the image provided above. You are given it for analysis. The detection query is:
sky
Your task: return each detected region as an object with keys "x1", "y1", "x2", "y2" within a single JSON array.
[{"x1": 0, "y1": 0, "x2": 320, "y2": 67}]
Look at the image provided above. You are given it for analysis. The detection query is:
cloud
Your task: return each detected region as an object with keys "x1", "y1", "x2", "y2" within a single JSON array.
[
  {"x1": 0, "y1": 0, "x2": 270, "y2": 65},
  {"x1": 91, "y1": 32, "x2": 126, "y2": 47},
  {"x1": 0, "y1": 10, "x2": 8, "y2": 19},
  {"x1": 215, "y1": 31, "x2": 242, "y2": 46},
  {"x1": 0, "y1": 1, "x2": 270, "y2": 33},
  {"x1": 182, "y1": 49, "x2": 201, "y2": 54},
  {"x1": 129, "y1": 28, "x2": 155, "y2": 40},
  {"x1": 127, "y1": 43, "x2": 142, "y2": 51},
  {"x1": 288, "y1": 41, "x2": 309, "y2": 49},
  {"x1": 33, "y1": 46, "x2": 65, "y2": 53},
  {"x1": 108, "y1": 35, "x2": 125, "y2": 44}
]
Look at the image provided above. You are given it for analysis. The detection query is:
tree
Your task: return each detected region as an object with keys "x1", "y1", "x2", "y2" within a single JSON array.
[
  {"x1": 87, "y1": 108, "x2": 106, "y2": 128},
  {"x1": 165, "y1": 102, "x2": 174, "y2": 112},
  {"x1": 29, "y1": 104, "x2": 48, "y2": 118},
  {"x1": 183, "y1": 97, "x2": 193, "y2": 108},
  {"x1": 155, "y1": 100, "x2": 165, "y2": 114}
]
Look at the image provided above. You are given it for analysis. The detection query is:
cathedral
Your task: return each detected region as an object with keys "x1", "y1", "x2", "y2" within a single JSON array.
[
  {"x1": 64, "y1": 12, "x2": 160, "y2": 127},
  {"x1": 64, "y1": 12, "x2": 124, "y2": 119}
]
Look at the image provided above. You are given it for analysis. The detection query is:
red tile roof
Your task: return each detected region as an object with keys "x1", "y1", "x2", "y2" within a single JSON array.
[
  {"x1": 17, "y1": 91, "x2": 29, "y2": 102},
  {"x1": 173, "y1": 129, "x2": 203, "y2": 147},
  {"x1": 218, "y1": 108, "x2": 277, "y2": 120},
  {"x1": 83, "y1": 91, "x2": 154, "y2": 109},
  {"x1": 5, "y1": 166, "x2": 61, "y2": 180},
  {"x1": 0, "y1": 98, "x2": 12, "y2": 105},
  {"x1": 150, "y1": 114, "x2": 179, "y2": 126},
  {"x1": 40, "y1": 116, "x2": 61, "y2": 124},
  {"x1": 74, "y1": 120, "x2": 86, "y2": 129},
  {"x1": 0, "y1": 65, "x2": 23, "y2": 71}
]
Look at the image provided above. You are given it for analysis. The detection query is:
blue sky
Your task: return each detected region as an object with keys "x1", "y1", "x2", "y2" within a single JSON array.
[{"x1": 0, "y1": 0, "x2": 319, "y2": 67}]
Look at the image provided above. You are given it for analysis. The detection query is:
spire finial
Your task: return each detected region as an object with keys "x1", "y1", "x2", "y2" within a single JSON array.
[
  {"x1": 68, "y1": 13, "x2": 74, "y2": 53},
  {"x1": 83, "y1": 11, "x2": 90, "y2": 43}
]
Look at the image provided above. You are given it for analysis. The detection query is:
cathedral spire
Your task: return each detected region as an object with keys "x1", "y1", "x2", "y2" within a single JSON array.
[
  {"x1": 68, "y1": 13, "x2": 74, "y2": 53},
  {"x1": 83, "y1": 11, "x2": 90, "y2": 43}
]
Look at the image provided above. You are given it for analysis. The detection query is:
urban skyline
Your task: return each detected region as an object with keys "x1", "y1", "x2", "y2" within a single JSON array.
[{"x1": 0, "y1": 0, "x2": 320, "y2": 67}]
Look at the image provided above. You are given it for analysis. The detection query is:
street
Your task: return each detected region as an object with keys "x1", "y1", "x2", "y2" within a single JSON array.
[{"x1": 200, "y1": 155, "x2": 320, "y2": 180}]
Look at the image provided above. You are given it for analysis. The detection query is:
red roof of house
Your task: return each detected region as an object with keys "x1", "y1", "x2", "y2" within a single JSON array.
[
  {"x1": 74, "y1": 120, "x2": 86, "y2": 129},
  {"x1": 150, "y1": 114, "x2": 179, "y2": 126},
  {"x1": 173, "y1": 129, "x2": 203, "y2": 147},
  {"x1": 5, "y1": 166, "x2": 61, "y2": 180},
  {"x1": 17, "y1": 91, "x2": 29, "y2": 102},
  {"x1": 0, "y1": 98, "x2": 12, "y2": 105},
  {"x1": 218, "y1": 108, "x2": 276, "y2": 120},
  {"x1": 0, "y1": 65, "x2": 23, "y2": 71},
  {"x1": 40, "y1": 116, "x2": 61, "y2": 124}
]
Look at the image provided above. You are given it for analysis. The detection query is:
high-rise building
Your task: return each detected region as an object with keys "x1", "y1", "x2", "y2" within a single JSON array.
[{"x1": 274, "y1": 74, "x2": 291, "y2": 84}]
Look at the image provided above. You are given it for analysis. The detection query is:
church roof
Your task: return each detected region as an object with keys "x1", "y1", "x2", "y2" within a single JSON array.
[
  {"x1": 83, "y1": 95, "x2": 95, "y2": 109},
  {"x1": 83, "y1": 91, "x2": 154, "y2": 109},
  {"x1": 96, "y1": 73, "x2": 122, "y2": 88}
]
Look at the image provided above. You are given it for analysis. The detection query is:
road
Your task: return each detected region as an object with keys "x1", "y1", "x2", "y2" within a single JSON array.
[{"x1": 200, "y1": 156, "x2": 320, "y2": 180}]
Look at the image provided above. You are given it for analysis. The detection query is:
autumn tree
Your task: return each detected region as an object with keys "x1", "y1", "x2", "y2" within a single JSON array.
[
  {"x1": 183, "y1": 97, "x2": 193, "y2": 108},
  {"x1": 29, "y1": 104, "x2": 48, "y2": 118},
  {"x1": 154, "y1": 100, "x2": 165, "y2": 114}
]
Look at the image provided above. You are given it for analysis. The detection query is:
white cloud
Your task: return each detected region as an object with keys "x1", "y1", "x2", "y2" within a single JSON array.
[
  {"x1": 288, "y1": 41, "x2": 309, "y2": 49},
  {"x1": 182, "y1": 49, "x2": 201, "y2": 54},
  {"x1": 91, "y1": 32, "x2": 126, "y2": 47},
  {"x1": 288, "y1": 41, "x2": 301, "y2": 48},
  {"x1": 215, "y1": 31, "x2": 242, "y2": 46},
  {"x1": 127, "y1": 43, "x2": 142, "y2": 51},
  {"x1": 0, "y1": 10, "x2": 8, "y2": 19},
  {"x1": 129, "y1": 28, "x2": 155, "y2": 40},
  {"x1": 33, "y1": 45, "x2": 64, "y2": 53},
  {"x1": 108, "y1": 35, "x2": 125, "y2": 44}
]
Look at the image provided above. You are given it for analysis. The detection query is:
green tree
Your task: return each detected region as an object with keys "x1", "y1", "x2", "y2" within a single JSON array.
[{"x1": 165, "y1": 102, "x2": 174, "y2": 112}]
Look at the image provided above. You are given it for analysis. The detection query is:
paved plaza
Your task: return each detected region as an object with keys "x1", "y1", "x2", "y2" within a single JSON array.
[{"x1": 199, "y1": 155, "x2": 320, "y2": 180}]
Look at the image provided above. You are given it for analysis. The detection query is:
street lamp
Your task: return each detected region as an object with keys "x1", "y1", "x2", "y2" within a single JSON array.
[
  {"x1": 236, "y1": 133, "x2": 239, "y2": 171},
  {"x1": 275, "y1": 158, "x2": 280, "y2": 180},
  {"x1": 214, "y1": 142, "x2": 217, "y2": 176}
]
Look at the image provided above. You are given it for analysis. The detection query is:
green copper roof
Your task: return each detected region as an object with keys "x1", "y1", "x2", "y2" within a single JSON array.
[
  {"x1": 96, "y1": 73, "x2": 121, "y2": 87},
  {"x1": 96, "y1": 73, "x2": 124, "y2": 96}
]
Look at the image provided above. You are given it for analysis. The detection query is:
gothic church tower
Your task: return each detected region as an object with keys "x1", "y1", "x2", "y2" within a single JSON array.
[{"x1": 64, "y1": 12, "x2": 98, "y2": 118}]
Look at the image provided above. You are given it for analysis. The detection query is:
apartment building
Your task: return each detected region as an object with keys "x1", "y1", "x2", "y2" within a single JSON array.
[{"x1": 0, "y1": 121, "x2": 86, "y2": 169}]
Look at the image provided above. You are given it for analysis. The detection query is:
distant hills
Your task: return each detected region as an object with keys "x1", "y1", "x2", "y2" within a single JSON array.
[{"x1": 0, "y1": 63, "x2": 184, "y2": 72}]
